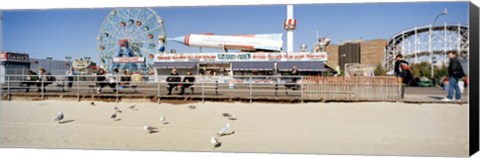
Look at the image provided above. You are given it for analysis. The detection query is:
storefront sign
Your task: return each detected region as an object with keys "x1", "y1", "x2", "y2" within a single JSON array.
[{"x1": 0, "y1": 52, "x2": 30, "y2": 62}]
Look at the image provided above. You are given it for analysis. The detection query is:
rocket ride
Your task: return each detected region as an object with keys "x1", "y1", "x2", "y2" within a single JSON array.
[{"x1": 169, "y1": 33, "x2": 283, "y2": 52}]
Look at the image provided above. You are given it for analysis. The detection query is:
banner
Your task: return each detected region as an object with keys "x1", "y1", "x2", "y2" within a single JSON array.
[
  {"x1": 155, "y1": 52, "x2": 327, "y2": 62},
  {"x1": 113, "y1": 57, "x2": 145, "y2": 63}
]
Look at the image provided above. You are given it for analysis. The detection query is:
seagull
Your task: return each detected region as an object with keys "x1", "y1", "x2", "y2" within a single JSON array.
[
  {"x1": 227, "y1": 114, "x2": 237, "y2": 120},
  {"x1": 160, "y1": 116, "x2": 167, "y2": 124},
  {"x1": 54, "y1": 111, "x2": 64, "y2": 124},
  {"x1": 90, "y1": 102, "x2": 95, "y2": 106},
  {"x1": 210, "y1": 136, "x2": 220, "y2": 148},
  {"x1": 144, "y1": 125, "x2": 158, "y2": 133},
  {"x1": 217, "y1": 123, "x2": 230, "y2": 136}
]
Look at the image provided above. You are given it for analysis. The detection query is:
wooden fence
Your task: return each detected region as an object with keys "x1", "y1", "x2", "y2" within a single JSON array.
[{"x1": 302, "y1": 76, "x2": 401, "y2": 101}]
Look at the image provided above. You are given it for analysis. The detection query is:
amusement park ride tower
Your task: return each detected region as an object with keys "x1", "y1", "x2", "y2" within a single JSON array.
[
  {"x1": 284, "y1": 5, "x2": 296, "y2": 54},
  {"x1": 97, "y1": 8, "x2": 166, "y2": 74}
]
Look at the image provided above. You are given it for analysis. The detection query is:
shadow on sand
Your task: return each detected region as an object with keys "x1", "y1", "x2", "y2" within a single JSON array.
[{"x1": 60, "y1": 119, "x2": 75, "y2": 124}]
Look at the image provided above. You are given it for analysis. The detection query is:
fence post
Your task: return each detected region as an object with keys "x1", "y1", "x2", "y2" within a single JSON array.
[
  {"x1": 249, "y1": 76, "x2": 252, "y2": 104},
  {"x1": 77, "y1": 75, "x2": 80, "y2": 102},
  {"x1": 202, "y1": 75, "x2": 205, "y2": 103},
  {"x1": 301, "y1": 76, "x2": 304, "y2": 103},
  {"x1": 157, "y1": 77, "x2": 161, "y2": 104},
  {"x1": 116, "y1": 78, "x2": 119, "y2": 103},
  {"x1": 398, "y1": 79, "x2": 402, "y2": 102},
  {"x1": 41, "y1": 76, "x2": 44, "y2": 100},
  {"x1": 7, "y1": 75, "x2": 10, "y2": 93}
]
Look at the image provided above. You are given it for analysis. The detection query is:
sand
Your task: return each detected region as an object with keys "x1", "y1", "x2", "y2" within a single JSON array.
[{"x1": 0, "y1": 100, "x2": 469, "y2": 157}]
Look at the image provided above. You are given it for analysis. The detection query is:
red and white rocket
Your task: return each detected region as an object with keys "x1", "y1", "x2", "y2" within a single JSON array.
[{"x1": 169, "y1": 33, "x2": 283, "y2": 52}]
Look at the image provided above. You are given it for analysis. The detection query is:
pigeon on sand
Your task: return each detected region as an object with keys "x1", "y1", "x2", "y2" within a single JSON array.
[
  {"x1": 114, "y1": 106, "x2": 122, "y2": 113},
  {"x1": 110, "y1": 113, "x2": 117, "y2": 119},
  {"x1": 129, "y1": 105, "x2": 136, "y2": 110},
  {"x1": 54, "y1": 111, "x2": 64, "y2": 124}
]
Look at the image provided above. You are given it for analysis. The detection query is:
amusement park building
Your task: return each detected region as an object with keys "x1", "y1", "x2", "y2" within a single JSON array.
[
  {"x1": 325, "y1": 45, "x2": 339, "y2": 68},
  {"x1": 338, "y1": 41, "x2": 361, "y2": 71},
  {"x1": 336, "y1": 39, "x2": 388, "y2": 71},
  {"x1": 360, "y1": 39, "x2": 388, "y2": 67}
]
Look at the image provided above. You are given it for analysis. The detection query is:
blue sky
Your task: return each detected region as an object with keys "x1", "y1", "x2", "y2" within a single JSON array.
[{"x1": 1, "y1": 2, "x2": 469, "y2": 61}]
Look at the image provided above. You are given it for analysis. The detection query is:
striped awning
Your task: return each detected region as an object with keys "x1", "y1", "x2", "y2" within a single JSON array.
[
  {"x1": 153, "y1": 62, "x2": 198, "y2": 69},
  {"x1": 277, "y1": 61, "x2": 325, "y2": 71},
  {"x1": 231, "y1": 61, "x2": 275, "y2": 71}
]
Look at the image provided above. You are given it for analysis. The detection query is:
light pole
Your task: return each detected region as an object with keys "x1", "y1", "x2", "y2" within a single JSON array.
[
  {"x1": 65, "y1": 56, "x2": 72, "y2": 66},
  {"x1": 341, "y1": 54, "x2": 346, "y2": 76},
  {"x1": 65, "y1": 56, "x2": 72, "y2": 62},
  {"x1": 429, "y1": 8, "x2": 448, "y2": 79},
  {"x1": 46, "y1": 57, "x2": 53, "y2": 72}
]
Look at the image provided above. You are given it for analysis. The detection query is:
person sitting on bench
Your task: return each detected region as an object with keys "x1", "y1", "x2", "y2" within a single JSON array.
[
  {"x1": 285, "y1": 65, "x2": 300, "y2": 90},
  {"x1": 180, "y1": 70, "x2": 195, "y2": 95},
  {"x1": 166, "y1": 68, "x2": 181, "y2": 95},
  {"x1": 119, "y1": 69, "x2": 132, "y2": 89},
  {"x1": 96, "y1": 68, "x2": 119, "y2": 93},
  {"x1": 23, "y1": 70, "x2": 39, "y2": 92},
  {"x1": 36, "y1": 68, "x2": 55, "y2": 92}
]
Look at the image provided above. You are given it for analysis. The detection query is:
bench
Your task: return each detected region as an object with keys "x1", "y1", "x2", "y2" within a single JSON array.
[
  {"x1": 55, "y1": 80, "x2": 65, "y2": 92},
  {"x1": 275, "y1": 82, "x2": 301, "y2": 96},
  {"x1": 88, "y1": 84, "x2": 138, "y2": 93},
  {"x1": 118, "y1": 85, "x2": 138, "y2": 93}
]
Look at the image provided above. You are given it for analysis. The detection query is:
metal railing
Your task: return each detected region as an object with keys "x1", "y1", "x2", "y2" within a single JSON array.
[{"x1": 0, "y1": 74, "x2": 401, "y2": 103}]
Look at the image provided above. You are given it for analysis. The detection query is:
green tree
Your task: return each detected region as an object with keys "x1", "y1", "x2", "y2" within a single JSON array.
[
  {"x1": 373, "y1": 64, "x2": 387, "y2": 76},
  {"x1": 434, "y1": 64, "x2": 448, "y2": 81},
  {"x1": 410, "y1": 62, "x2": 432, "y2": 78}
]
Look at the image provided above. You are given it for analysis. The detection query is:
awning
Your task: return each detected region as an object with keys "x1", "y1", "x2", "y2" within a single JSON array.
[
  {"x1": 153, "y1": 62, "x2": 198, "y2": 69},
  {"x1": 277, "y1": 61, "x2": 325, "y2": 71},
  {"x1": 231, "y1": 61, "x2": 275, "y2": 71}
]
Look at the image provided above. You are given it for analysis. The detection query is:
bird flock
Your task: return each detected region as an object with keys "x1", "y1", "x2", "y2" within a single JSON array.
[{"x1": 53, "y1": 101, "x2": 238, "y2": 150}]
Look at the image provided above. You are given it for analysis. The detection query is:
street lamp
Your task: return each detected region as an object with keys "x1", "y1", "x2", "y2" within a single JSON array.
[
  {"x1": 65, "y1": 56, "x2": 72, "y2": 62},
  {"x1": 46, "y1": 57, "x2": 53, "y2": 72},
  {"x1": 429, "y1": 8, "x2": 448, "y2": 80}
]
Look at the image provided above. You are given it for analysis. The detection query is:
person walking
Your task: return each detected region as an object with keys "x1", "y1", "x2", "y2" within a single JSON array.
[
  {"x1": 394, "y1": 54, "x2": 412, "y2": 98},
  {"x1": 443, "y1": 51, "x2": 465, "y2": 101}
]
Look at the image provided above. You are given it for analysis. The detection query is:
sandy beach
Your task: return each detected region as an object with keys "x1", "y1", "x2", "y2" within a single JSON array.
[{"x1": 0, "y1": 100, "x2": 469, "y2": 157}]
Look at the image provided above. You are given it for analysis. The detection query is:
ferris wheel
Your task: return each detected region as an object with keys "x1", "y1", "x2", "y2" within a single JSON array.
[{"x1": 97, "y1": 8, "x2": 166, "y2": 74}]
